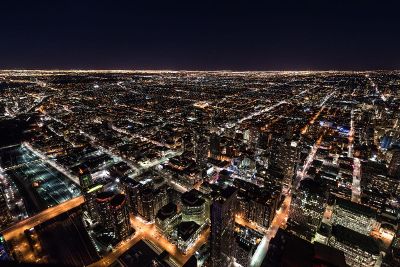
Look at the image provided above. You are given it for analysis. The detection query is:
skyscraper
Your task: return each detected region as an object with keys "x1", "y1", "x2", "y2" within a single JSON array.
[
  {"x1": 210, "y1": 186, "x2": 237, "y2": 266},
  {"x1": 181, "y1": 189, "x2": 206, "y2": 225},
  {"x1": 287, "y1": 178, "x2": 327, "y2": 241},
  {"x1": 96, "y1": 191, "x2": 115, "y2": 231},
  {"x1": 110, "y1": 193, "x2": 132, "y2": 241},
  {"x1": 388, "y1": 148, "x2": 400, "y2": 179},
  {"x1": 0, "y1": 188, "x2": 11, "y2": 230},
  {"x1": 85, "y1": 184, "x2": 103, "y2": 223},
  {"x1": 269, "y1": 139, "x2": 299, "y2": 187},
  {"x1": 78, "y1": 167, "x2": 100, "y2": 223},
  {"x1": 120, "y1": 177, "x2": 141, "y2": 216}
]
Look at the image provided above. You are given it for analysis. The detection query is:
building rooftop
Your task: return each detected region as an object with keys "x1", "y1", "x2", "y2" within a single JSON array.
[
  {"x1": 177, "y1": 221, "x2": 201, "y2": 242},
  {"x1": 331, "y1": 225, "x2": 380, "y2": 255},
  {"x1": 156, "y1": 202, "x2": 178, "y2": 221},
  {"x1": 181, "y1": 189, "x2": 205, "y2": 207},
  {"x1": 96, "y1": 191, "x2": 115, "y2": 203},
  {"x1": 335, "y1": 196, "x2": 376, "y2": 218},
  {"x1": 110, "y1": 193, "x2": 126, "y2": 209}
]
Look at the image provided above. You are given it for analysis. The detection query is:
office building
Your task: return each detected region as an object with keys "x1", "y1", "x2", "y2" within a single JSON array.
[
  {"x1": 0, "y1": 188, "x2": 11, "y2": 230},
  {"x1": 331, "y1": 197, "x2": 377, "y2": 236},
  {"x1": 388, "y1": 148, "x2": 400, "y2": 179},
  {"x1": 328, "y1": 225, "x2": 380, "y2": 266},
  {"x1": 176, "y1": 221, "x2": 204, "y2": 254},
  {"x1": 210, "y1": 186, "x2": 237, "y2": 266},
  {"x1": 137, "y1": 186, "x2": 169, "y2": 222},
  {"x1": 181, "y1": 189, "x2": 206, "y2": 225},
  {"x1": 110, "y1": 193, "x2": 132, "y2": 241},
  {"x1": 269, "y1": 140, "x2": 299, "y2": 187},
  {"x1": 120, "y1": 177, "x2": 141, "y2": 215},
  {"x1": 287, "y1": 178, "x2": 327, "y2": 241},
  {"x1": 155, "y1": 202, "x2": 181, "y2": 234},
  {"x1": 85, "y1": 183, "x2": 103, "y2": 223},
  {"x1": 96, "y1": 191, "x2": 115, "y2": 231}
]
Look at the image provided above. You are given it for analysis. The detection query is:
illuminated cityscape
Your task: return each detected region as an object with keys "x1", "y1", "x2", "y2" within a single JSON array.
[{"x1": 0, "y1": 70, "x2": 399, "y2": 267}]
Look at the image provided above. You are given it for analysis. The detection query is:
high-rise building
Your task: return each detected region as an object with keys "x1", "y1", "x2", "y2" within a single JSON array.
[
  {"x1": 287, "y1": 178, "x2": 327, "y2": 241},
  {"x1": 269, "y1": 140, "x2": 299, "y2": 187},
  {"x1": 176, "y1": 221, "x2": 204, "y2": 254},
  {"x1": 0, "y1": 187, "x2": 11, "y2": 230},
  {"x1": 388, "y1": 148, "x2": 400, "y2": 179},
  {"x1": 181, "y1": 189, "x2": 206, "y2": 225},
  {"x1": 210, "y1": 186, "x2": 237, "y2": 266},
  {"x1": 327, "y1": 225, "x2": 380, "y2": 266},
  {"x1": 137, "y1": 188, "x2": 154, "y2": 221},
  {"x1": 155, "y1": 202, "x2": 181, "y2": 234},
  {"x1": 209, "y1": 132, "x2": 221, "y2": 160},
  {"x1": 137, "y1": 186, "x2": 169, "y2": 222},
  {"x1": 85, "y1": 183, "x2": 103, "y2": 223},
  {"x1": 234, "y1": 179, "x2": 280, "y2": 228},
  {"x1": 193, "y1": 129, "x2": 208, "y2": 173},
  {"x1": 192, "y1": 105, "x2": 210, "y2": 176},
  {"x1": 110, "y1": 193, "x2": 132, "y2": 241},
  {"x1": 331, "y1": 196, "x2": 377, "y2": 236},
  {"x1": 95, "y1": 191, "x2": 115, "y2": 231},
  {"x1": 120, "y1": 177, "x2": 141, "y2": 215},
  {"x1": 78, "y1": 167, "x2": 100, "y2": 223}
]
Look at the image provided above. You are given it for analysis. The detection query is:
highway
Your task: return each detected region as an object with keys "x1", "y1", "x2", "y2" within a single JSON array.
[
  {"x1": 2, "y1": 196, "x2": 84, "y2": 241},
  {"x1": 1, "y1": 196, "x2": 84, "y2": 263}
]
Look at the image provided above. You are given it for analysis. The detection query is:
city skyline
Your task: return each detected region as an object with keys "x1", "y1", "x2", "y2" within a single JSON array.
[
  {"x1": 0, "y1": 70, "x2": 399, "y2": 267},
  {"x1": 1, "y1": 1, "x2": 400, "y2": 266}
]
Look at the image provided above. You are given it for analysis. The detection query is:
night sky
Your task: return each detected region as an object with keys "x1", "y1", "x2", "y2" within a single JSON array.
[{"x1": 1, "y1": 1, "x2": 400, "y2": 70}]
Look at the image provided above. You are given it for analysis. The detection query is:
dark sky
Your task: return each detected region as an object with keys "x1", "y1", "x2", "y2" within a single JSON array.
[{"x1": 1, "y1": 0, "x2": 400, "y2": 70}]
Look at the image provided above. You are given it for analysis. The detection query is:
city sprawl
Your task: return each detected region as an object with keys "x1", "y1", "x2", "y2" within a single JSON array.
[{"x1": 0, "y1": 70, "x2": 399, "y2": 267}]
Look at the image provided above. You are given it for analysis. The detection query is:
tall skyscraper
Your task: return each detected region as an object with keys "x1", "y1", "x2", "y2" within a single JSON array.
[
  {"x1": 95, "y1": 191, "x2": 115, "y2": 231},
  {"x1": 181, "y1": 189, "x2": 206, "y2": 225},
  {"x1": 0, "y1": 188, "x2": 11, "y2": 230},
  {"x1": 210, "y1": 186, "x2": 237, "y2": 266},
  {"x1": 78, "y1": 167, "x2": 100, "y2": 223},
  {"x1": 136, "y1": 186, "x2": 168, "y2": 222},
  {"x1": 192, "y1": 105, "x2": 210, "y2": 176},
  {"x1": 388, "y1": 148, "x2": 400, "y2": 179},
  {"x1": 110, "y1": 193, "x2": 132, "y2": 241},
  {"x1": 120, "y1": 177, "x2": 141, "y2": 216},
  {"x1": 287, "y1": 178, "x2": 327, "y2": 241},
  {"x1": 85, "y1": 184, "x2": 103, "y2": 223},
  {"x1": 269, "y1": 139, "x2": 299, "y2": 187}
]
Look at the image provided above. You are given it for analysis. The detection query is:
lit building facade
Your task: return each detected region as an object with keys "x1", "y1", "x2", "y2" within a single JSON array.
[
  {"x1": 331, "y1": 197, "x2": 377, "y2": 236},
  {"x1": 155, "y1": 202, "x2": 181, "y2": 235},
  {"x1": 176, "y1": 221, "x2": 205, "y2": 254},
  {"x1": 110, "y1": 193, "x2": 132, "y2": 241},
  {"x1": 210, "y1": 186, "x2": 237, "y2": 266},
  {"x1": 328, "y1": 225, "x2": 380, "y2": 267},
  {"x1": 0, "y1": 188, "x2": 11, "y2": 229},
  {"x1": 287, "y1": 178, "x2": 327, "y2": 241},
  {"x1": 181, "y1": 189, "x2": 206, "y2": 225},
  {"x1": 95, "y1": 191, "x2": 115, "y2": 231}
]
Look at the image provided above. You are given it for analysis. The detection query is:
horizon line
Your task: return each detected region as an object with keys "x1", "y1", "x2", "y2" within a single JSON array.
[{"x1": 0, "y1": 69, "x2": 399, "y2": 73}]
